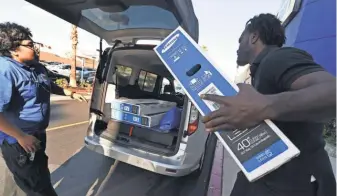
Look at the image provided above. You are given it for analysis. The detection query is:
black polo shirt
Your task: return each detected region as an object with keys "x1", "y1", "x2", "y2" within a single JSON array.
[{"x1": 250, "y1": 46, "x2": 335, "y2": 192}]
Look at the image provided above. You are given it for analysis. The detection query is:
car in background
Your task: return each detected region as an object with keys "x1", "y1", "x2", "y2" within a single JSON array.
[
  {"x1": 85, "y1": 75, "x2": 95, "y2": 84},
  {"x1": 84, "y1": 71, "x2": 96, "y2": 83},
  {"x1": 48, "y1": 64, "x2": 71, "y2": 75},
  {"x1": 45, "y1": 63, "x2": 63, "y2": 71},
  {"x1": 39, "y1": 62, "x2": 69, "y2": 82},
  {"x1": 76, "y1": 70, "x2": 96, "y2": 82},
  {"x1": 39, "y1": 61, "x2": 51, "y2": 67},
  {"x1": 47, "y1": 61, "x2": 61, "y2": 65},
  {"x1": 49, "y1": 64, "x2": 93, "y2": 79},
  {"x1": 42, "y1": 65, "x2": 69, "y2": 82}
]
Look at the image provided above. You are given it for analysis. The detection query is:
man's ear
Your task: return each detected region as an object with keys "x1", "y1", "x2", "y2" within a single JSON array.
[
  {"x1": 250, "y1": 32, "x2": 259, "y2": 44},
  {"x1": 10, "y1": 50, "x2": 18, "y2": 58}
]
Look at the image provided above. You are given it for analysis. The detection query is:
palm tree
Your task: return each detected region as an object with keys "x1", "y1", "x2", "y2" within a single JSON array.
[
  {"x1": 201, "y1": 45, "x2": 208, "y2": 52},
  {"x1": 69, "y1": 25, "x2": 78, "y2": 87}
]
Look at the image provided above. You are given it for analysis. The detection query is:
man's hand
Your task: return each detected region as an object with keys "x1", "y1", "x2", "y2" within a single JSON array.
[
  {"x1": 72, "y1": 93, "x2": 88, "y2": 103},
  {"x1": 17, "y1": 134, "x2": 41, "y2": 153},
  {"x1": 200, "y1": 83, "x2": 272, "y2": 132}
]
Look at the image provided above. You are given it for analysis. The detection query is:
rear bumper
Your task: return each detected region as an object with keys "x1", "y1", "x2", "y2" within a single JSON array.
[{"x1": 84, "y1": 136, "x2": 199, "y2": 177}]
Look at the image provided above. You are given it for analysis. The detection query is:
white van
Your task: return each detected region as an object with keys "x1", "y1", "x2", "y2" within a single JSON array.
[{"x1": 26, "y1": 0, "x2": 210, "y2": 177}]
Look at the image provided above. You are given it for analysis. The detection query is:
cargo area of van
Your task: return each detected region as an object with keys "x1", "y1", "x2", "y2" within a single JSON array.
[{"x1": 92, "y1": 45, "x2": 198, "y2": 156}]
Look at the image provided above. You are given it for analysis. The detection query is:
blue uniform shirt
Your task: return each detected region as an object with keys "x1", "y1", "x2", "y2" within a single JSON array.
[{"x1": 0, "y1": 57, "x2": 51, "y2": 144}]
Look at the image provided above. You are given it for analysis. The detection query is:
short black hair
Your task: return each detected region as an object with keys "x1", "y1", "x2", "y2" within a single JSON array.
[
  {"x1": 0, "y1": 22, "x2": 32, "y2": 57},
  {"x1": 245, "y1": 13, "x2": 286, "y2": 47}
]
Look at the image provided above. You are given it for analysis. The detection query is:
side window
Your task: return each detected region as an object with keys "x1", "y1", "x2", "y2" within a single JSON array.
[
  {"x1": 138, "y1": 70, "x2": 158, "y2": 92},
  {"x1": 161, "y1": 78, "x2": 171, "y2": 94},
  {"x1": 116, "y1": 65, "x2": 132, "y2": 84},
  {"x1": 174, "y1": 80, "x2": 185, "y2": 94}
]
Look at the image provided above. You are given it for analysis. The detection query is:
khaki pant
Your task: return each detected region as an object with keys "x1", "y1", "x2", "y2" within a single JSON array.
[
  {"x1": 3, "y1": 167, "x2": 27, "y2": 196},
  {"x1": 1, "y1": 151, "x2": 27, "y2": 196}
]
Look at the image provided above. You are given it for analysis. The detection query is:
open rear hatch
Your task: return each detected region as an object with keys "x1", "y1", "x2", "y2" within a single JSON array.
[
  {"x1": 25, "y1": 0, "x2": 199, "y2": 43},
  {"x1": 26, "y1": 0, "x2": 199, "y2": 155}
]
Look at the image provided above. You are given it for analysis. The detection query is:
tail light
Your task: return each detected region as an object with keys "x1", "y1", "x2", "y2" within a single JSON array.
[{"x1": 187, "y1": 104, "x2": 199, "y2": 136}]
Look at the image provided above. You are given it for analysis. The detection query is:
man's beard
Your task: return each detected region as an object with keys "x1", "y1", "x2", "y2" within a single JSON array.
[
  {"x1": 23, "y1": 58, "x2": 38, "y2": 66},
  {"x1": 236, "y1": 57, "x2": 249, "y2": 66},
  {"x1": 236, "y1": 50, "x2": 251, "y2": 66},
  {"x1": 24, "y1": 52, "x2": 39, "y2": 66}
]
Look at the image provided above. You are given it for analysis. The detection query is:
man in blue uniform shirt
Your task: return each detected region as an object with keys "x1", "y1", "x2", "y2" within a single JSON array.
[
  {"x1": 201, "y1": 14, "x2": 336, "y2": 196},
  {"x1": 0, "y1": 22, "x2": 87, "y2": 196}
]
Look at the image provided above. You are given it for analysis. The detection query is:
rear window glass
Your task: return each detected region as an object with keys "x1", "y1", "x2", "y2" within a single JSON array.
[
  {"x1": 138, "y1": 70, "x2": 157, "y2": 92},
  {"x1": 116, "y1": 65, "x2": 132, "y2": 83},
  {"x1": 81, "y1": 6, "x2": 179, "y2": 31}
]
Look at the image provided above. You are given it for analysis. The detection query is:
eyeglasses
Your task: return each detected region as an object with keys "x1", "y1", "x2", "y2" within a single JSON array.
[
  {"x1": 21, "y1": 42, "x2": 38, "y2": 50},
  {"x1": 21, "y1": 43, "x2": 34, "y2": 48},
  {"x1": 19, "y1": 40, "x2": 41, "y2": 53}
]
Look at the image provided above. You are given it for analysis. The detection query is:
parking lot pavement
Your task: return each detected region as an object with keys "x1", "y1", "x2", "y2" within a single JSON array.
[
  {"x1": 0, "y1": 100, "x2": 219, "y2": 196},
  {"x1": 221, "y1": 148, "x2": 239, "y2": 196},
  {"x1": 0, "y1": 156, "x2": 7, "y2": 194}
]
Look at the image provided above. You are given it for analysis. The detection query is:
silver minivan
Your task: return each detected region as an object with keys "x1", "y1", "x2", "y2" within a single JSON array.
[{"x1": 27, "y1": 0, "x2": 210, "y2": 177}]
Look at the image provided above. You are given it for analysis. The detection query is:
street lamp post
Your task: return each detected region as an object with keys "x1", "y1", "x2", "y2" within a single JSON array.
[
  {"x1": 81, "y1": 58, "x2": 85, "y2": 83},
  {"x1": 92, "y1": 56, "x2": 96, "y2": 69}
]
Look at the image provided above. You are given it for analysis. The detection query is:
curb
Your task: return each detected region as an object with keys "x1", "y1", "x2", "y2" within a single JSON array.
[
  {"x1": 207, "y1": 140, "x2": 224, "y2": 196},
  {"x1": 50, "y1": 95, "x2": 91, "y2": 102}
]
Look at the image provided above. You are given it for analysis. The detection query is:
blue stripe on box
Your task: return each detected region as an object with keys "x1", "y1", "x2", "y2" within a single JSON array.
[
  {"x1": 243, "y1": 140, "x2": 289, "y2": 173},
  {"x1": 112, "y1": 102, "x2": 139, "y2": 114},
  {"x1": 111, "y1": 110, "x2": 146, "y2": 126},
  {"x1": 120, "y1": 103, "x2": 138, "y2": 114}
]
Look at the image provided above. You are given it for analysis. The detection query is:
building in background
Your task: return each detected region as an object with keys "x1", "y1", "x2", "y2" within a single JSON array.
[
  {"x1": 278, "y1": 0, "x2": 335, "y2": 76},
  {"x1": 77, "y1": 53, "x2": 98, "y2": 69},
  {"x1": 39, "y1": 49, "x2": 98, "y2": 69}
]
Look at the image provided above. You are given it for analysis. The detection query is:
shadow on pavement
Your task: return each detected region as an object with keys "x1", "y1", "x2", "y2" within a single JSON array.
[
  {"x1": 50, "y1": 147, "x2": 202, "y2": 196},
  {"x1": 50, "y1": 134, "x2": 217, "y2": 196},
  {"x1": 96, "y1": 162, "x2": 203, "y2": 196},
  {"x1": 50, "y1": 147, "x2": 115, "y2": 196}
]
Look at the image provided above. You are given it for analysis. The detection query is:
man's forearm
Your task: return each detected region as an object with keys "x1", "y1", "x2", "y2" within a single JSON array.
[
  {"x1": 0, "y1": 113, "x2": 25, "y2": 139},
  {"x1": 265, "y1": 81, "x2": 336, "y2": 122},
  {"x1": 50, "y1": 82, "x2": 73, "y2": 96}
]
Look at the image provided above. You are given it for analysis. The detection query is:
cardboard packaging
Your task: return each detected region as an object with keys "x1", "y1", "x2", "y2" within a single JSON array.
[
  {"x1": 110, "y1": 109, "x2": 166, "y2": 128},
  {"x1": 154, "y1": 26, "x2": 300, "y2": 182},
  {"x1": 110, "y1": 98, "x2": 176, "y2": 115}
]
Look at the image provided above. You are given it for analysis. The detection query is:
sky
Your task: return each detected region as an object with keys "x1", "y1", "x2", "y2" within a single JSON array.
[{"x1": 0, "y1": 0, "x2": 283, "y2": 80}]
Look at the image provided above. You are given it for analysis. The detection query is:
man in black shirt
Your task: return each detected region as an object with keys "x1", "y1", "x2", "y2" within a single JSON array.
[{"x1": 201, "y1": 14, "x2": 336, "y2": 196}]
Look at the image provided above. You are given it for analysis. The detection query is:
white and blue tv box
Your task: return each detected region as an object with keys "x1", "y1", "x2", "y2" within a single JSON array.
[
  {"x1": 110, "y1": 109, "x2": 166, "y2": 128},
  {"x1": 110, "y1": 98, "x2": 176, "y2": 116},
  {"x1": 154, "y1": 26, "x2": 300, "y2": 182}
]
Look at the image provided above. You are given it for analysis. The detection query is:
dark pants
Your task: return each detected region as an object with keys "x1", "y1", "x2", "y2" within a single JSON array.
[
  {"x1": 1, "y1": 132, "x2": 57, "y2": 196},
  {"x1": 230, "y1": 172, "x2": 319, "y2": 196}
]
